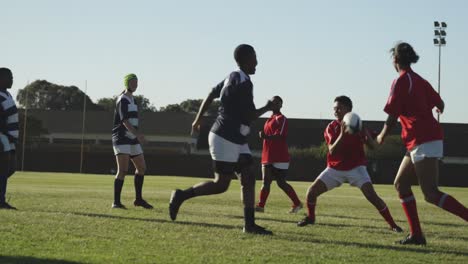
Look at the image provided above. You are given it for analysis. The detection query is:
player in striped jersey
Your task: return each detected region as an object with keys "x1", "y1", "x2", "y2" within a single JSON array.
[
  {"x1": 111, "y1": 74, "x2": 153, "y2": 209},
  {"x1": 0, "y1": 68, "x2": 18, "y2": 210}
]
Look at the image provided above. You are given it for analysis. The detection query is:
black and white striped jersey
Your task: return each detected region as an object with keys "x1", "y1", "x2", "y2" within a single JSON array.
[
  {"x1": 210, "y1": 70, "x2": 256, "y2": 144},
  {"x1": 112, "y1": 94, "x2": 139, "y2": 145},
  {"x1": 0, "y1": 89, "x2": 19, "y2": 145}
]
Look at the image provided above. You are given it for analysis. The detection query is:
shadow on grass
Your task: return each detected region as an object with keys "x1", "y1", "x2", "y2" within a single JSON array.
[
  {"x1": 225, "y1": 214, "x2": 387, "y2": 231},
  {"x1": 274, "y1": 231, "x2": 468, "y2": 257},
  {"x1": 0, "y1": 256, "x2": 82, "y2": 264},
  {"x1": 67, "y1": 212, "x2": 238, "y2": 230},
  {"x1": 320, "y1": 213, "x2": 467, "y2": 228}
]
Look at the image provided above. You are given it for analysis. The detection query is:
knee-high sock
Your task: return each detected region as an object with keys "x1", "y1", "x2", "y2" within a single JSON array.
[
  {"x1": 284, "y1": 185, "x2": 301, "y2": 206},
  {"x1": 134, "y1": 174, "x2": 144, "y2": 200},
  {"x1": 0, "y1": 174, "x2": 7, "y2": 204},
  {"x1": 114, "y1": 178, "x2": 124, "y2": 204},
  {"x1": 307, "y1": 201, "x2": 316, "y2": 220},
  {"x1": 399, "y1": 192, "x2": 422, "y2": 236},
  {"x1": 244, "y1": 207, "x2": 255, "y2": 227},
  {"x1": 436, "y1": 192, "x2": 468, "y2": 221}
]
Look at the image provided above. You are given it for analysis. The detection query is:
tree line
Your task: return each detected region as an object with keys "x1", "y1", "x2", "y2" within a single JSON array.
[{"x1": 16, "y1": 80, "x2": 220, "y2": 115}]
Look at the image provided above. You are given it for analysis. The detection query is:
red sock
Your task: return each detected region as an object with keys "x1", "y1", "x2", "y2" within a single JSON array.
[
  {"x1": 436, "y1": 192, "x2": 468, "y2": 221},
  {"x1": 399, "y1": 192, "x2": 423, "y2": 237},
  {"x1": 307, "y1": 201, "x2": 316, "y2": 220},
  {"x1": 285, "y1": 186, "x2": 301, "y2": 207},
  {"x1": 378, "y1": 205, "x2": 398, "y2": 228},
  {"x1": 258, "y1": 189, "x2": 269, "y2": 208}
]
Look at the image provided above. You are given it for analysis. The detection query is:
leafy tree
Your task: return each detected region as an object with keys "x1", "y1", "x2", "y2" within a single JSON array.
[
  {"x1": 16, "y1": 80, "x2": 102, "y2": 111},
  {"x1": 160, "y1": 99, "x2": 220, "y2": 116}
]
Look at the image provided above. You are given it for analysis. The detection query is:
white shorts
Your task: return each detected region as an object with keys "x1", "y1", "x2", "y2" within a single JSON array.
[
  {"x1": 408, "y1": 140, "x2": 443, "y2": 164},
  {"x1": 208, "y1": 132, "x2": 251, "y2": 162},
  {"x1": 113, "y1": 144, "x2": 143, "y2": 157},
  {"x1": 316, "y1": 166, "x2": 371, "y2": 191},
  {"x1": 262, "y1": 163, "x2": 290, "y2": 170},
  {"x1": 0, "y1": 133, "x2": 15, "y2": 152}
]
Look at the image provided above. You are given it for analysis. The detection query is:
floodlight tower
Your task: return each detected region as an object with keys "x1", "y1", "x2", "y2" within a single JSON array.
[{"x1": 433, "y1": 21, "x2": 447, "y2": 122}]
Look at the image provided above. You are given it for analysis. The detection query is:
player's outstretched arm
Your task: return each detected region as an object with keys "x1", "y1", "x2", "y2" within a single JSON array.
[
  {"x1": 251, "y1": 100, "x2": 274, "y2": 121},
  {"x1": 376, "y1": 115, "x2": 398, "y2": 145},
  {"x1": 192, "y1": 92, "x2": 216, "y2": 135}
]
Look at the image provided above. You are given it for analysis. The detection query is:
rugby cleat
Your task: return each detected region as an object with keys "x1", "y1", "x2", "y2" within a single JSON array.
[
  {"x1": 0, "y1": 202, "x2": 17, "y2": 210},
  {"x1": 398, "y1": 234, "x2": 427, "y2": 245},
  {"x1": 297, "y1": 216, "x2": 315, "y2": 227},
  {"x1": 111, "y1": 202, "x2": 127, "y2": 209},
  {"x1": 169, "y1": 189, "x2": 184, "y2": 221},
  {"x1": 288, "y1": 203, "x2": 303, "y2": 214},
  {"x1": 134, "y1": 199, "x2": 154, "y2": 209},
  {"x1": 243, "y1": 224, "x2": 273, "y2": 235}
]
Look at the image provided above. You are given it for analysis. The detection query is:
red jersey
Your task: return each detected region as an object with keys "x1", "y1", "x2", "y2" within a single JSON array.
[
  {"x1": 384, "y1": 68, "x2": 443, "y2": 150},
  {"x1": 261, "y1": 113, "x2": 290, "y2": 163},
  {"x1": 324, "y1": 120, "x2": 367, "y2": 171}
]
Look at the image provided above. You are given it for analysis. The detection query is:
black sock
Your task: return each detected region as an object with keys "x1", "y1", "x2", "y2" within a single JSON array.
[
  {"x1": 134, "y1": 174, "x2": 144, "y2": 200},
  {"x1": 0, "y1": 175, "x2": 7, "y2": 204},
  {"x1": 244, "y1": 207, "x2": 255, "y2": 227},
  {"x1": 114, "y1": 178, "x2": 124, "y2": 204},
  {"x1": 182, "y1": 187, "x2": 197, "y2": 200}
]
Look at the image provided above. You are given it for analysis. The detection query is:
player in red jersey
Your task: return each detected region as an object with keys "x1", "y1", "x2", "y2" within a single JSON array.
[
  {"x1": 297, "y1": 96, "x2": 402, "y2": 233},
  {"x1": 377, "y1": 42, "x2": 468, "y2": 245},
  {"x1": 255, "y1": 96, "x2": 302, "y2": 213}
]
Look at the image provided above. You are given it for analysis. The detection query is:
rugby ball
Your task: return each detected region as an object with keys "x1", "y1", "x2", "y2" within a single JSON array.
[{"x1": 343, "y1": 112, "x2": 362, "y2": 134}]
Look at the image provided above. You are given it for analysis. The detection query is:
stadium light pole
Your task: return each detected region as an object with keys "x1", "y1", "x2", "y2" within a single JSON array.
[
  {"x1": 21, "y1": 81, "x2": 29, "y2": 171},
  {"x1": 433, "y1": 21, "x2": 447, "y2": 122},
  {"x1": 79, "y1": 80, "x2": 87, "y2": 174}
]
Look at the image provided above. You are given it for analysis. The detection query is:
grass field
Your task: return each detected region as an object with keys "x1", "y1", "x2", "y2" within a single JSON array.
[{"x1": 0, "y1": 172, "x2": 467, "y2": 264}]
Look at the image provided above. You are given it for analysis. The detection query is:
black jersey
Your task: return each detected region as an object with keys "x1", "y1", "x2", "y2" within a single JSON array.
[{"x1": 210, "y1": 70, "x2": 256, "y2": 144}]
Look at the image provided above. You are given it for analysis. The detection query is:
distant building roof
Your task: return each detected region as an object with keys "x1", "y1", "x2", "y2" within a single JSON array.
[{"x1": 28, "y1": 110, "x2": 193, "y2": 136}]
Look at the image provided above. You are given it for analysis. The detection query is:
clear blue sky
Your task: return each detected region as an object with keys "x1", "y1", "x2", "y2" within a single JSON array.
[{"x1": 2, "y1": 0, "x2": 467, "y2": 123}]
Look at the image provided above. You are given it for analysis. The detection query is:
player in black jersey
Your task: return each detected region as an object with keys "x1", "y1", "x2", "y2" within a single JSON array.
[{"x1": 169, "y1": 44, "x2": 275, "y2": 235}]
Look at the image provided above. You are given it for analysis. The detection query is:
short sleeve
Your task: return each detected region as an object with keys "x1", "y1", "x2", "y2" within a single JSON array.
[
  {"x1": 276, "y1": 116, "x2": 288, "y2": 137},
  {"x1": 384, "y1": 78, "x2": 405, "y2": 117},
  {"x1": 425, "y1": 80, "x2": 442, "y2": 108},
  {"x1": 209, "y1": 80, "x2": 225, "y2": 99},
  {"x1": 118, "y1": 97, "x2": 130, "y2": 121},
  {"x1": 324, "y1": 123, "x2": 337, "y2": 145}
]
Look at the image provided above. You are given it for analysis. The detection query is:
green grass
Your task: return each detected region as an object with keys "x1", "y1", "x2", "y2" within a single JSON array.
[{"x1": 0, "y1": 172, "x2": 467, "y2": 264}]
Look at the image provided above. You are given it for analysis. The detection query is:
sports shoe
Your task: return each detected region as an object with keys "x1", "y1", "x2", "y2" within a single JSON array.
[
  {"x1": 297, "y1": 216, "x2": 315, "y2": 227},
  {"x1": 243, "y1": 224, "x2": 273, "y2": 235},
  {"x1": 255, "y1": 206, "x2": 265, "y2": 213},
  {"x1": 134, "y1": 199, "x2": 154, "y2": 209},
  {"x1": 391, "y1": 225, "x2": 403, "y2": 233},
  {"x1": 288, "y1": 203, "x2": 303, "y2": 214},
  {"x1": 169, "y1": 189, "x2": 184, "y2": 221},
  {"x1": 0, "y1": 202, "x2": 17, "y2": 210},
  {"x1": 111, "y1": 202, "x2": 127, "y2": 209},
  {"x1": 398, "y1": 234, "x2": 427, "y2": 245}
]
